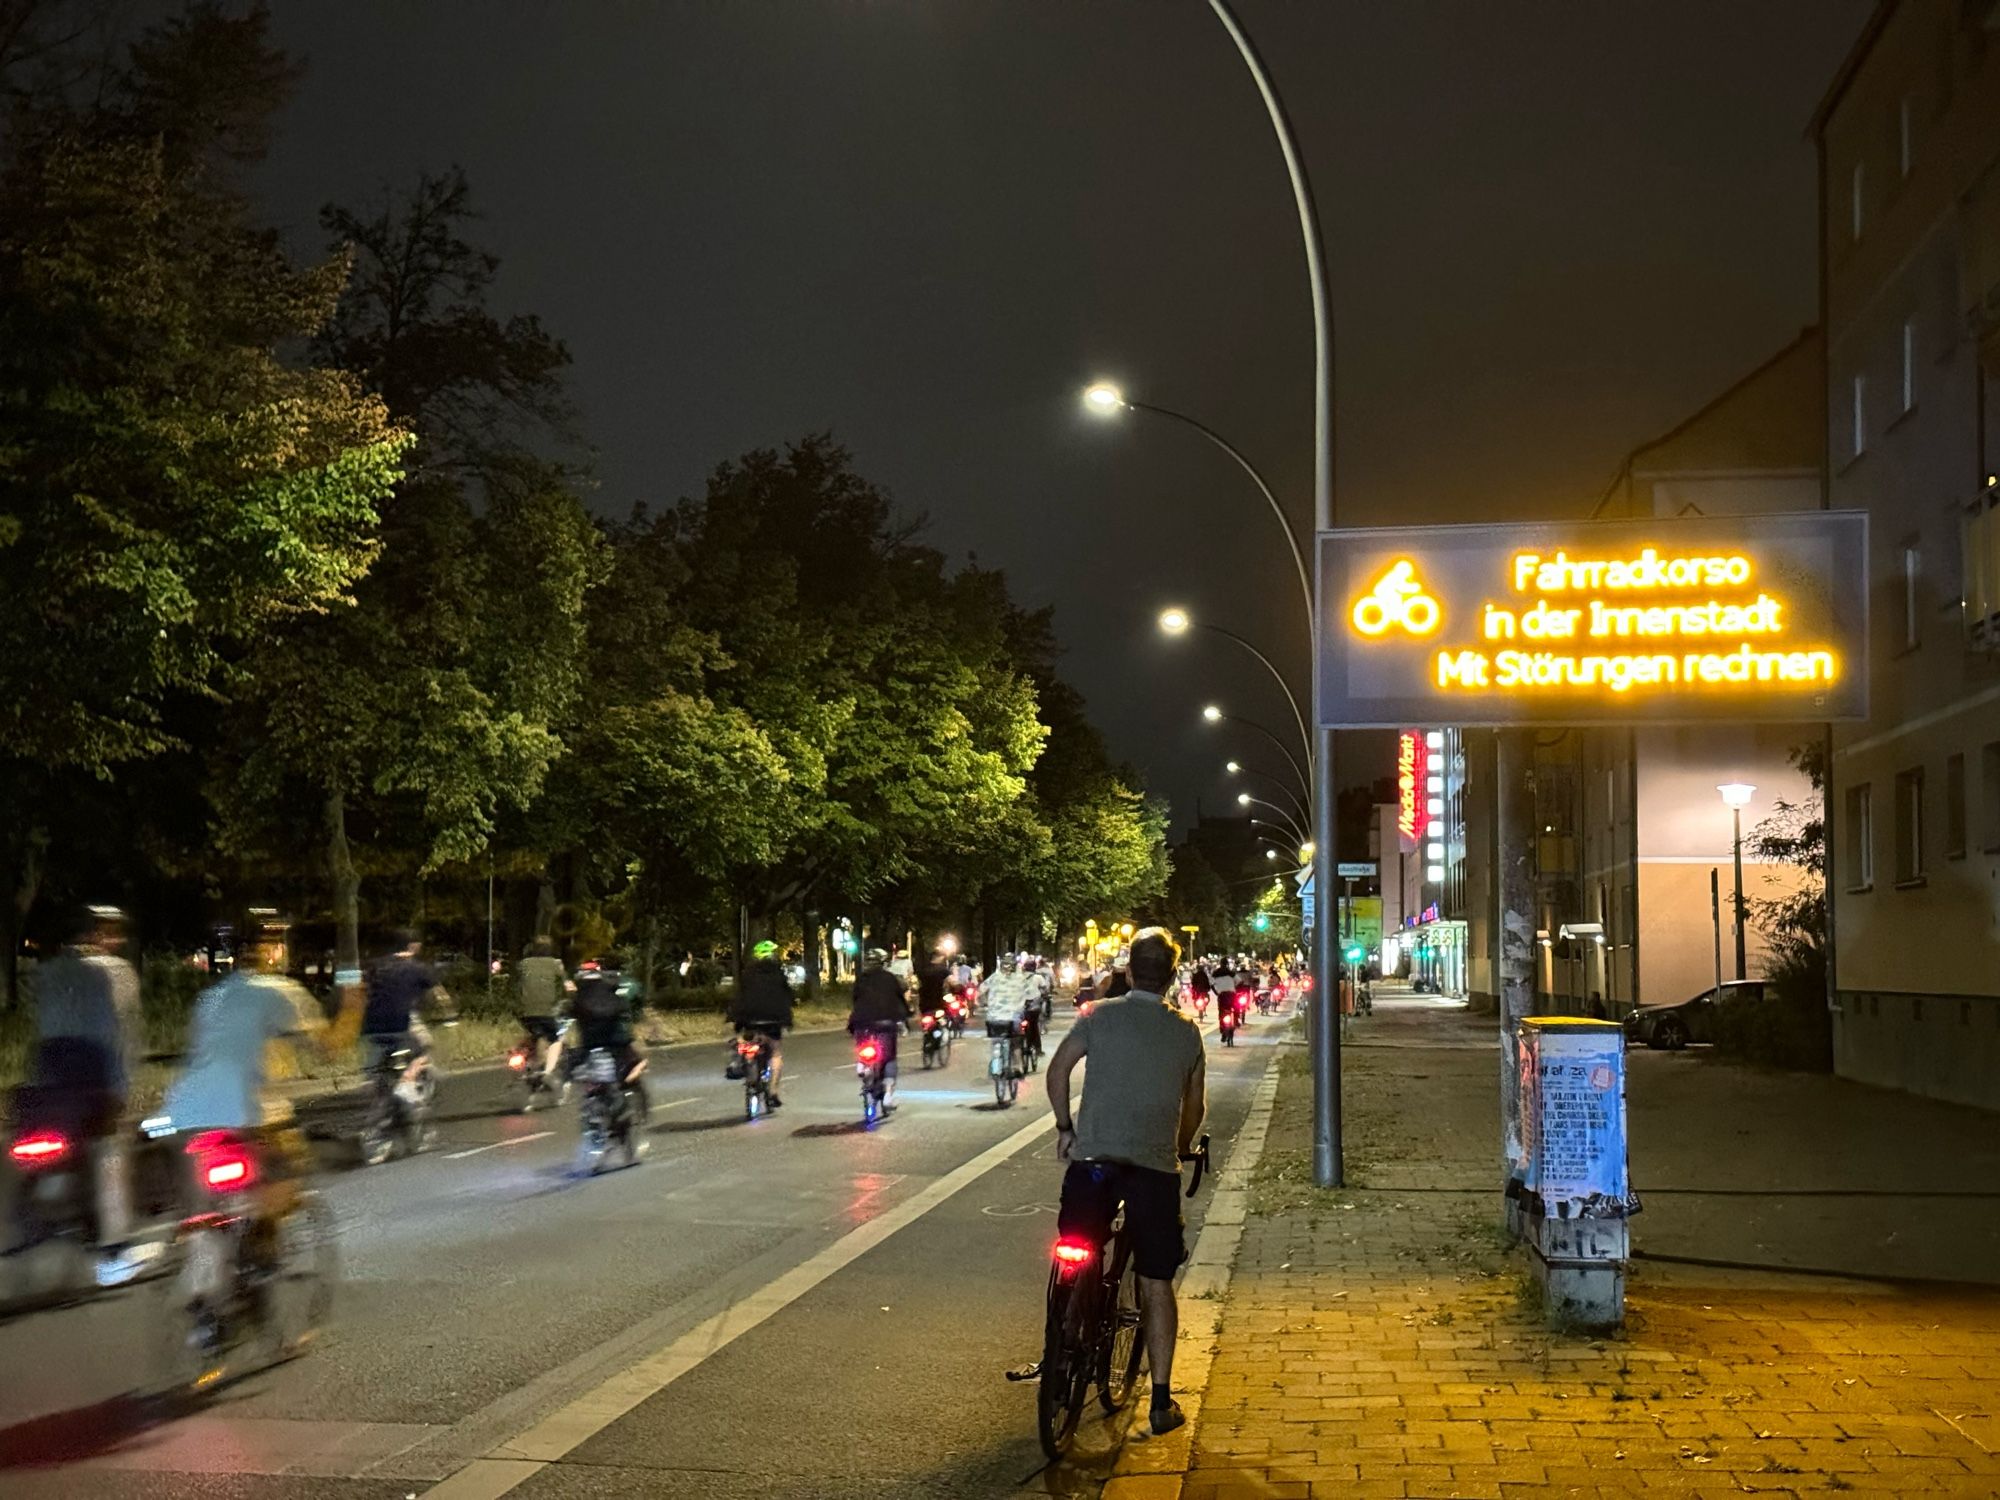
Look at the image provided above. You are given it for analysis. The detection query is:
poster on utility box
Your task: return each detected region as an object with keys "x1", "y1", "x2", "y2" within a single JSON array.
[{"x1": 1516, "y1": 1020, "x2": 1638, "y2": 1222}]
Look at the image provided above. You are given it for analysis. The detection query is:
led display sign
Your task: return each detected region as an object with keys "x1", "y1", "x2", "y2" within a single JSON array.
[
  {"x1": 1316, "y1": 513, "x2": 1868, "y2": 727},
  {"x1": 1396, "y1": 730, "x2": 1427, "y2": 846}
]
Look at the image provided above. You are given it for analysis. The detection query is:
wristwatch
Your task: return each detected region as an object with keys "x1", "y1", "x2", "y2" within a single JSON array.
[{"x1": 1054, "y1": 1118, "x2": 1074, "y2": 1133}]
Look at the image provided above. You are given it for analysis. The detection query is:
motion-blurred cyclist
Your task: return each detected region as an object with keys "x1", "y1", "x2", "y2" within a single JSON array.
[
  {"x1": 846, "y1": 948, "x2": 911, "y2": 1111},
  {"x1": 728, "y1": 939, "x2": 795, "y2": 1110}
]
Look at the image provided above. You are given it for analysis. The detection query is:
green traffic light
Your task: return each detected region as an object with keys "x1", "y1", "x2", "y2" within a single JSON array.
[
  {"x1": 1344, "y1": 945, "x2": 1363, "y2": 963},
  {"x1": 1252, "y1": 913, "x2": 1271, "y2": 932}
]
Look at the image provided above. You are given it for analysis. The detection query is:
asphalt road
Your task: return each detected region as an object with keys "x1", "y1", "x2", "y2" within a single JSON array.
[{"x1": 0, "y1": 1000, "x2": 1285, "y2": 1499}]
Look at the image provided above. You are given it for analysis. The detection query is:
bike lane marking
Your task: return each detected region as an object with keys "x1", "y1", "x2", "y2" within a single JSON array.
[
  {"x1": 417, "y1": 1105, "x2": 1058, "y2": 1500},
  {"x1": 442, "y1": 1131, "x2": 554, "y2": 1161}
]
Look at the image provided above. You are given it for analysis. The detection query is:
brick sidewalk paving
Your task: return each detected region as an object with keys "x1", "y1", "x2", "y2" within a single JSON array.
[{"x1": 1107, "y1": 1012, "x2": 2000, "y2": 1500}]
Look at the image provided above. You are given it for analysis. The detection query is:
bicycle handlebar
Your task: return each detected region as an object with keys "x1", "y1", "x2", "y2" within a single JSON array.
[{"x1": 1181, "y1": 1133, "x2": 1212, "y2": 1198}]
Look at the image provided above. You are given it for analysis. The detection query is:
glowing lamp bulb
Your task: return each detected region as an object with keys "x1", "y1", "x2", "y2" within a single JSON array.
[{"x1": 1082, "y1": 383, "x2": 1125, "y2": 413}]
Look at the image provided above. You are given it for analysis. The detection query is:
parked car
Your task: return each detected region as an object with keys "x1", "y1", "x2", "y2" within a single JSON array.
[{"x1": 1625, "y1": 980, "x2": 1765, "y2": 1050}]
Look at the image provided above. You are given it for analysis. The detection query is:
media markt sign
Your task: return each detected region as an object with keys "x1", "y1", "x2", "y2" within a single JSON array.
[{"x1": 1316, "y1": 512, "x2": 1868, "y2": 727}]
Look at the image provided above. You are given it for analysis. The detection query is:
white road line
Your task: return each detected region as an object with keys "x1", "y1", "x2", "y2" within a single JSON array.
[
  {"x1": 653, "y1": 1096, "x2": 697, "y2": 1110},
  {"x1": 419, "y1": 1108, "x2": 1056, "y2": 1500},
  {"x1": 444, "y1": 1131, "x2": 554, "y2": 1161}
]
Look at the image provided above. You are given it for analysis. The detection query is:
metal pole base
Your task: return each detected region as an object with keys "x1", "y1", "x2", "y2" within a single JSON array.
[{"x1": 1526, "y1": 1215, "x2": 1627, "y2": 1330}]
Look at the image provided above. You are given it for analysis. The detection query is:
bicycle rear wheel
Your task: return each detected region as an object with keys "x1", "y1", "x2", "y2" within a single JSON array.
[
  {"x1": 1036, "y1": 1269, "x2": 1095, "y2": 1461},
  {"x1": 258, "y1": 1188, "x2": 336, "y2": 1364},
  {"x1": 1100, "y1": 1232, "x2": 1146, "y2": 1411}
]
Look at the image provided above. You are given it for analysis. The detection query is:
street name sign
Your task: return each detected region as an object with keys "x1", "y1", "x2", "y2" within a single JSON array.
[
  {"x1": 1316, "y1": 512, "x2": 1868, "y2": 727},
  {"x1": 1336, "y1": 861, "x2": 1376, "y2": 878}
]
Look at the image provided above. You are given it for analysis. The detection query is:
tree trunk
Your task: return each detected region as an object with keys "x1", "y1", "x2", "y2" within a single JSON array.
[
  {"x1": 327, "y1": 787, "x2": 361, "y2": 978},
  {"x1": 800, "y1": 905, "x2": 820, "y2": 998},
  {"x1": 2, "y1": 821, "x2": 47, "y2": 1012}
]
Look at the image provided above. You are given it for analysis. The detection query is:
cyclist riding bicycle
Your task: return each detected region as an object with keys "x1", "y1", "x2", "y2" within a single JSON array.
[
  {"x1": 846, "y1": 948, "x2": 911, "y2": 1110},
  {"x1": 1045, "y1": 926, "x2": 1205, "y2": 1436},
  {"x1": 728, "y1": 940, "x2": 795, "y2": 1110},
  {"x1": 161, "y1": 913, "x2": 328, "y2": 1219},
  {"x1": 515, "y1": 936, "x2": 573, "y2": 1091},
  {"x1": 361, "y1": 930, "x2": 450, "y2": 1096},
  {"x1": 982, "y1": 952, "x2": 1038, "y2": 1070}
]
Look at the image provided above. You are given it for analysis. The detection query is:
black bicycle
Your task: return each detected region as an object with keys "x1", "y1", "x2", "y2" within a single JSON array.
[{"x1": 1031, "y1": 1135, "x2": 1210, "y2": 1461}]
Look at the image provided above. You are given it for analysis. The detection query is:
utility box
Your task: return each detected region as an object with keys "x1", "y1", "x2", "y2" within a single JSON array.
[{"x1": 1510, "y1": 1017, "x2": 1639, "y2": 1328}]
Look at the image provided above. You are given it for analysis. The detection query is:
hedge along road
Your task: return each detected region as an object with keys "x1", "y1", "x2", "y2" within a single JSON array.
[{"x1": 0, "y1": 1002, "x2": 1287, "y2": 1500}]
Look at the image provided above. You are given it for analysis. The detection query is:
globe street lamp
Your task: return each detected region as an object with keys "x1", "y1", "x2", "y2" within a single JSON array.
[
  {"x1": 1202, "y1": 704, "x2": 1307, "y2": 791},
  {"x1": 1084, "y1": 390, "x2": 1311, "y2": 619},
  {"x1": 1238, "y1": 791, "x2": 1305, "y2": 844},
  {"x1": 1225, "y1": 760, "x2": 1309, "y2": 822},
  {"x1": 1717, "y1": 782, "x2": 1756, "y2": 981},
  {"x1": 1158, "y1": 605, "x2": 1310, "y2": 775}
]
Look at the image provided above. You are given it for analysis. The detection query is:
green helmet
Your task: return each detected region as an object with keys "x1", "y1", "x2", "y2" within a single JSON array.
[{"x1": 752, "y1": 940, "x2": 779, "y2": 961}]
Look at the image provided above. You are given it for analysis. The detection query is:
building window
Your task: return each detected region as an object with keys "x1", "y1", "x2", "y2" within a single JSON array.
[
  {"x1": 1967, "y1": 494, "x2": 2000, "y2": 634},
  {"x1": 1844, "y1": 782, "x2": 1873, "y2": 889},
  {"x1": 1893, "y1": 767, "x2": 1924, "y2": 885},
  {"x1": 1945, "y1": 753, "x2": 1966, "y2": 859},
  {"x1": 1851, "y1": 161, "x2": 1865, "y2": 241},
  {"x1": 1901, "y1": 541, "x2": 1921, "y2": 649},
  {"x1": 1899, "y1": 96, "x2": 1913, "y2": 178},
  {"x1": 1851, "y1": 374, "x2": 1867, "y2": 457},
  {"x1": 1984, "y1": 742, "x2": 2000, "y2": 853},
  {"x1": 1900, "y1": 320, "x2": 1916, "y2": 412}
]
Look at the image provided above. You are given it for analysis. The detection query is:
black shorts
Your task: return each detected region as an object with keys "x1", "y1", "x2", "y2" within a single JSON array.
[
  {"x1": 1058, "y1": 1159, "x2": 1186, "y2": 1281},
  {"x1": 737, "y1": 1024, "x2": 785, "y2": 1044},
  {"x1": 852, "y1": 1024, "x2": 898, "y2": 1066},
  {"x1": 985, "y1": 1020, "x2": 1019, "y2": 1040}
]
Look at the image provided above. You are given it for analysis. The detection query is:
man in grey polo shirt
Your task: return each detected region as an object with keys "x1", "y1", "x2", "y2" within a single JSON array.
[{"x1": 1046, "y1": 925, "x2": 1206, "y2": 1435}]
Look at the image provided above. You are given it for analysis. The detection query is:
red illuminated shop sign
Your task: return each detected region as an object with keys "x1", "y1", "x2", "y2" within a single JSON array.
[{"x1": 1397, "y1": 730, "x2": 1429, "y2": 846}]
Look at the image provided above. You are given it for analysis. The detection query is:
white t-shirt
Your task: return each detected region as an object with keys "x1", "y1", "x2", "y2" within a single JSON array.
[{"x1": 163, "y1": 973, "x2": 322, "y2": 1130}]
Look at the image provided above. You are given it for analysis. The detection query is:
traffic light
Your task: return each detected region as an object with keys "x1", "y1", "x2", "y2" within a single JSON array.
[
  {"x1": 1251, "y1": 913, "x2": 1271, "y2": 933},
  {"x1": 1344, "y1": 944, "x2": 1364, "y2": 964}
]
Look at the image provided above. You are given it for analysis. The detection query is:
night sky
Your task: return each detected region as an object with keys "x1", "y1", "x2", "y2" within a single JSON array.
[{"x1": 254, "y1": 0, "x2": 1870, "y2": 831}]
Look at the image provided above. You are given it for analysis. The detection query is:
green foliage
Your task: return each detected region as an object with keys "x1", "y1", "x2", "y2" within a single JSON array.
[
  {"x1": 0, "y1": 4, "x2": 410, "y2": 776},
  {"x1": 1727, "y1": 740, "x2": 1832, "y2": 1072},
  {"x1": 1, "y1": 15, "x2": 1170, "y2": 989}
]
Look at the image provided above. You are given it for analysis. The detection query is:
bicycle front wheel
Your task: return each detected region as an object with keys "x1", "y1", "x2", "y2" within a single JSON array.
[{"x1": 1100, "y1": 1233, "x2": 1146, "y2": 1412}]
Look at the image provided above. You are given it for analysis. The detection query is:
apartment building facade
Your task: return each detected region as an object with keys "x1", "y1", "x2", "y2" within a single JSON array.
[{"x1": 1817, "y1": 0, "x2": 2000, "y2": 1109}]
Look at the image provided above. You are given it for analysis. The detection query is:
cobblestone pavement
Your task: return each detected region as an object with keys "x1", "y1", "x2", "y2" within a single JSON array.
[{"x1": 1106, "y1": 998, "x2": 2000, "y2": 1499}]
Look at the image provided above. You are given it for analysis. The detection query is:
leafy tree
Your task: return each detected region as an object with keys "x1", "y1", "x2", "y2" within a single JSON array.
[
  {"x1": 222, "y1": 171, "x2": 587, "y2": 974},
  {"x1": 1727, "y1": 739, "x2": 1831, "y2": 1070},
  {"x1": 0, "y1": 1, "x2": 408, "y2": 1001}
]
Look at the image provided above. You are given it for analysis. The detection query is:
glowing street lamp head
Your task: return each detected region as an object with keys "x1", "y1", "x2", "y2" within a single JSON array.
[
  {"x1": 1717, "y1": 782, "x2": 1756, "y2": 810},
  {"x1": 1299, "y1": 841, "x2": 1316, "y2": 859},
  {"x1": 1225, "y1": 761, "x2": 1241, "y2": 774},
  {"x1": 1202, "y1": 704, "x2": 1222, "y2": 723},
  {"x1": 938, "y1": 933, "x2": 958, "y2": 956},
  {"x1": 1265, "y1": 849, "x2": 1278, "y2": 861},
  {"x1": 1236, "y1": 792, "x2": 1252, "y2": 807},
  {"x1": 1158, "y1": 607, "x2": 1191, "y2": 636},
  {"x1": 1082, "y1": 382, "x2": 1126, "y2": 414}
]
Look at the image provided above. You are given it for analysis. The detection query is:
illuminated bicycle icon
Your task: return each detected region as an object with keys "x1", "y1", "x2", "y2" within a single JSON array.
[{"x1": 1350, "y1": 559, "x2": 1441, "y2": 637}]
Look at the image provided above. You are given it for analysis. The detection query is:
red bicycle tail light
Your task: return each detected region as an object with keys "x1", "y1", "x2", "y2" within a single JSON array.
[
  {"x1": 1052, "y1": 1237, "x2": 1094, "y2": 1266},
  {"x1": 507, "y1": 1051, "x2": 527, "y2": 1071},
  {"x1": 204, "y1": 1155, "x2": 253, "y2": 1190},
  {"x1": 185, "y1": 1131, "x2": 257, "y2": 1194},
  {"x1": 857, "y1": 1042, "x2": 880, "y2": 1063},
  {"x1": 921, "y1": 1015, "x2": 935, "y2": 1030},
  {"x1": 9, "y1": 1130, "x2": 69, "y2": 1166}
]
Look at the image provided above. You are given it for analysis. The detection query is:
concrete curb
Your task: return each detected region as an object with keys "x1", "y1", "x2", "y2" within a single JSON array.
[{"x1": 1105, "y1": 1041, "x2": 1291, "y2": 1498}]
